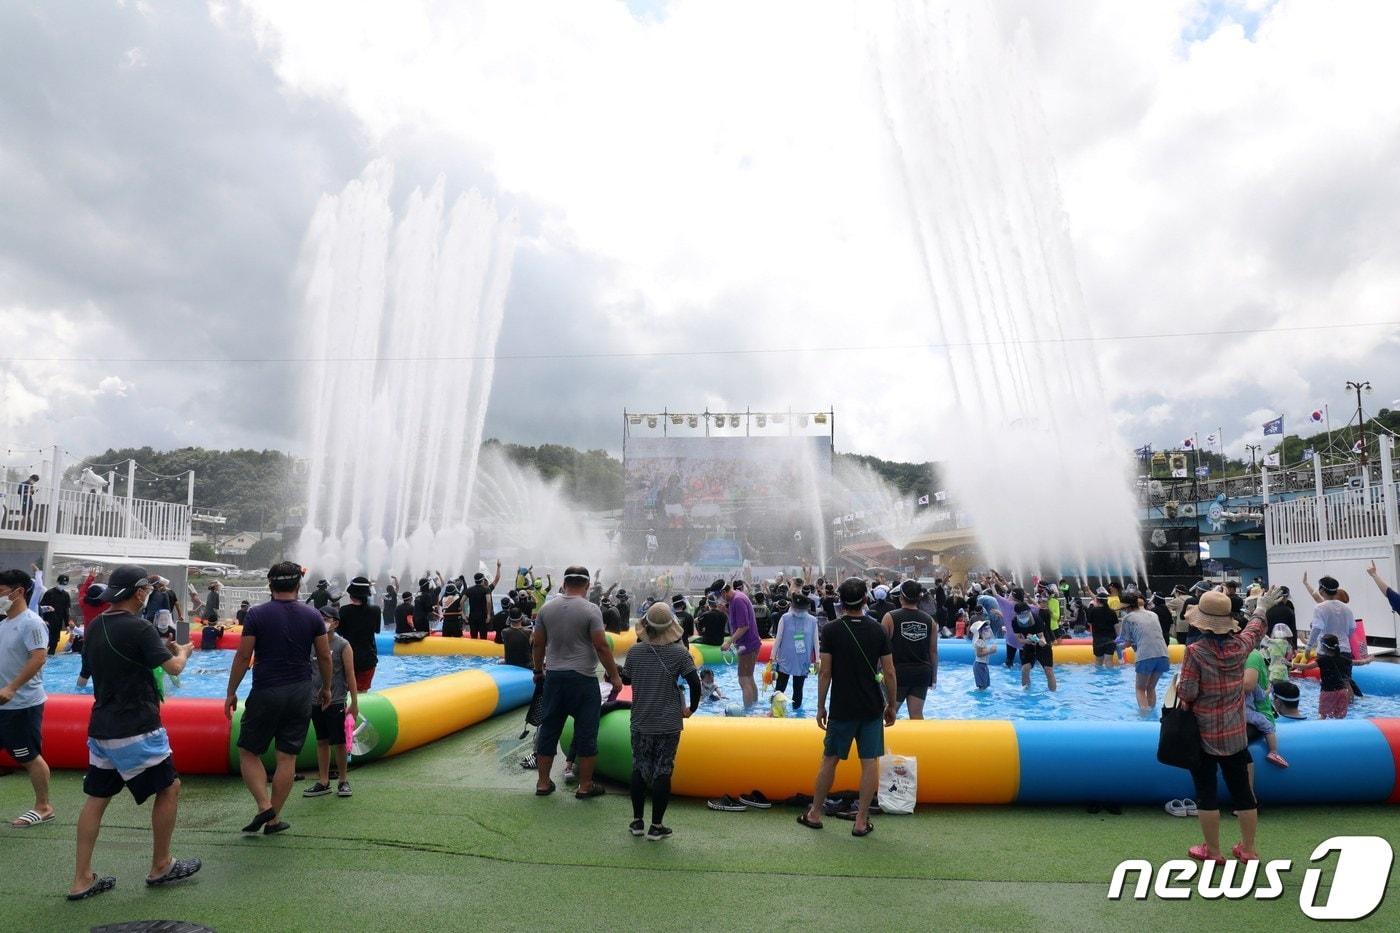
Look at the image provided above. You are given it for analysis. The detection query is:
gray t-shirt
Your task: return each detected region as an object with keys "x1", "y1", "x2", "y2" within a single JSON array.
[
  {"x1": 310, "y1": 632, "x2": 349, "y2": 705},
  {"x1": 1121, "y1": 608, "x2": 1168, "y2": 661},
  {"x1": 0, "y1": 608, "x2": 47, "y2": 709},
  {"x1": 536, "y1": 596, "x2": 604, "y2": 676}
]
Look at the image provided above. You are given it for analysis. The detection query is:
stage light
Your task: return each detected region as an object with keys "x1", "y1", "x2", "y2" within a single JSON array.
[
  {"x1": 814, "y1": 412, "x2": 828, "y2": 424},
  {"x1": 647, "y1": 416, "x2": 658, "y2": 429},
  {"x1": 628, "y1": 415, "x2": 642, "y2": 426},
  {"x1": 671, "y1": 415, "x2": 683, "y2": 425},
  {"x1": 688, "y1": 416, "x2": 698, "y2": 428},
  {"x1": 756, "y1": 414, "x2": 767, "y2": 428},
  {"x1": 729, "y1": 415, "x2": 740, "y2": 428}
]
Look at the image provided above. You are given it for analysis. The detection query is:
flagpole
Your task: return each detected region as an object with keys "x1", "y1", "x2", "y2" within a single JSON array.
[
  {"x1": 1217, "y1": 426, "x2": 1225, "y2": 476},
  {"x1": 1325, "y1": 403, "x2": 1333, "y2": 465},
  {"x1": 1194, "y1": 433, "x2": 1201, "y2": 474}
]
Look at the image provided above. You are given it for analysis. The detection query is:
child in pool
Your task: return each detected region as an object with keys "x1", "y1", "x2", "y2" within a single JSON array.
[
  {"x1": 699, "y1": 668, "x2": 726, "y2": 703},
  {"x1": 971, "y1": 620, "x2": 995, "y2": 690},
  {"x1": 1291, "y1": 634, "x2": 1369, "y2": 719},
  {"x1": 1244, "y1": 683, "x2": 1289, "y2": 768},
  {"x1": 1261, "y1": 624, "x2": 1294, "y2": 685}
]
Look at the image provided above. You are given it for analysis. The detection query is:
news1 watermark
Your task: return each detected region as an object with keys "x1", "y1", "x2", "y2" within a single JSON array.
[{"x1": 1108, "y1": 836, "x2": 1393, "y2": 920}]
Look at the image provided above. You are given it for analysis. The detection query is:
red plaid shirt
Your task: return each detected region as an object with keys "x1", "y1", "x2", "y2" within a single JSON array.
[{"x1": 1178, "y1": 614, "x2": 1266, "y2": 755}]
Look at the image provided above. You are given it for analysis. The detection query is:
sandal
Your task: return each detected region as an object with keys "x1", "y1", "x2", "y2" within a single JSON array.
[
  {"x1": 66, "y1": 874, "x2": 116, "y2": 901},
  {"x1": 534, "y1": 780, "x2": 556, "y2": 797},
  {"x1": 574, "y1": 784, "x2": 606, "y2": 799},
  {"x1": 241, "y1": 808, "x2": 276, "y2": 834},
  {"x1": 1231, "y1": 843, "x2": 1259, "y2": 862},
  {"x1": 146, "y1": 857, "x2": 202, "y2": 886},
  {"x1": 11, "y1": 809, "x2": 54, "y2": 828},
  {"x1": 852, "y1": 820, "x2": 875, "y2": 837},
  {"x1": 796, "y1": 812, "x2": 823, "y2": 830},
  {"x1": 1265, "y1": 752, "x2": 1289, "y2": 768},
  {"x1": 1188, "y1": 844, "x2": 1225, "y2": 864}
]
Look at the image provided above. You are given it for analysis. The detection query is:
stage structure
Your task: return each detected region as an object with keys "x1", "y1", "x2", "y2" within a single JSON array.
[{"x1": 621, "y1": 409, "x2": 834, "y2": 581}]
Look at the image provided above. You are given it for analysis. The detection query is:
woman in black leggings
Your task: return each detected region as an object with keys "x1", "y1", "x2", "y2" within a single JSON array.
[{"x1": 1177, "y1": 587, "x2": 1277, "y2": 862}]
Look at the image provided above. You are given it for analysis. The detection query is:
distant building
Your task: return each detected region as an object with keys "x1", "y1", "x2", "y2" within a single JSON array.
[{"x1": 216, "y1": 530, "x2": 278, "y2": 556}]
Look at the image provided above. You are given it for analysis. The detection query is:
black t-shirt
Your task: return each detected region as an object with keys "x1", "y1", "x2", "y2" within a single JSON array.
[
  {"x1": 337, "y1": 602, "x2": 380, "y2": 672},
  {"x1": 142, "y1": 588, "x2": 173, "y2": 621},
  {"x1": 697, "y1": 610, "x2": 727, "y2": 646},
  {"x1": 602, "y1": 607, "x2": 623, "y2": 633},
  {"x1": 1266, "y1": 601, "x2": 1296, "y2": 643},
  {"x1": 1087, "y1": 605, "x2": 1119, "y2": 642},
  {"x1": 819, "y1": 615, "x2": 891, "y2": 721},
  {"x1": 464, "y1": 583, "x2": 492, "y2": 621},
  {"x1": 40, "y1": 587, "x2": 72, "y2": 627},
  {"x1": 501, "y1": 626, "x2": 532, "y2": 668},
  {"x1": 413, "y1": 591, "x2": 435, "y2": 631},
  {"x1": 84, "y1": 610, "x2": 173, "y2": 740},
  {"x1": 674, "y1": 610, "x2": 695, "y2": 643},
  {"x1": 1011, "y1": 609, "x2": 1050, "y2": 644},
  {"x1": 1317, "y1": 653, "x2": 1351, "y2": 692},
  {"x1": 394, "y1": 603, "x2": 414, "y2": 634},
  {"x1": 887, "y1": 607, "x2": 936, "y2": 668},
  {"x1": 308, "y1": 588, "x2": 332, "y2": 609}
]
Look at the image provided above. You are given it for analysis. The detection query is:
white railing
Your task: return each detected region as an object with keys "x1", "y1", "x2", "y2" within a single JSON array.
[
  {"x1": 0, "y1": 478, "x2": 45, "y2": 532},
  {"x1": 1266, "y1": 484, "x2": 1390, "y2": 548},
  {"x1": 2, "y1": 481, "x2": 190, "y2": 546}
]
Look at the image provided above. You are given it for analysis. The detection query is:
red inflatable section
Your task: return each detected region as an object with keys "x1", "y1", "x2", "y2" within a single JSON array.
[
  {"x1": 0, "y1": 694, "x2": 232, "y2": 775},
  {"x1": 1372, "y1": 718, "x2": 1400, "y2": 804}
]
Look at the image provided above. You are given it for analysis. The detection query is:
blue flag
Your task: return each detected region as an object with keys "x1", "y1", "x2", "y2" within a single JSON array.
[
  {"x1": 1195, "y1": 466, "x2": 1210, "y2": 479},
  {"x1": 1263, "y1": 416, "x2": 1284, "y2": 436},
  {"x1": 1302, "y1": 448, "x2": 1314, "y2": 461},
  {"x1": 1134, "y1": 444, "x2": 1151, "y2": 458}
]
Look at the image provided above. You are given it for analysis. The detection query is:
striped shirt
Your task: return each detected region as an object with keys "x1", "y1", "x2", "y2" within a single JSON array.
[{"x1": 623, "y1": 641, "x2": 697, "y2": 735}]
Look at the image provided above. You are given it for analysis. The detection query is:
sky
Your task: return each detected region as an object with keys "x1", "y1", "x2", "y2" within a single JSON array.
[{"x1": 3, "y1": 0, "x2": 1399, "y2": 470}]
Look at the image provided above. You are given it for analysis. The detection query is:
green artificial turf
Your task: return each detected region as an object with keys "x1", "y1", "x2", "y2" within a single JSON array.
[{"x1": 3, "y1": 709, "x2": 1396, "y2": 932}]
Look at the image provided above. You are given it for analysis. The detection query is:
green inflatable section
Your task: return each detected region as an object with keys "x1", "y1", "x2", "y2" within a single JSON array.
[
  {"x1": 226, "y1": 691, "x2": 400, "y2": 773},
  {"x1": 558, "y1": 708, "x2": 634, "y2": 780},
  {"x1": 692, "y1": 643, "x2": 736, "y2": 666}
]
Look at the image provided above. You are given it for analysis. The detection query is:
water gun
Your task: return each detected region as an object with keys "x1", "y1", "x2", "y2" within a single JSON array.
[
  {"x1": 344, "y1": 711, "x2": 357, "y2": 762},
  {"x1": 762, "y1": 661, "x2": 774, "y2": 688}
]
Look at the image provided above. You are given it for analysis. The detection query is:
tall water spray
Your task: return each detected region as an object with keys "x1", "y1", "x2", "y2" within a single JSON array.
[
  {"x1": 296, "y1": 162, "x2": 518, "y2": 582},
  {"x1": 868, "y1": 2, "x2": 1142, "y2": 581}
]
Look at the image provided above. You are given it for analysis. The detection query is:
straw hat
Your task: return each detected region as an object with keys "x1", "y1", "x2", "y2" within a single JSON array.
[
  {"x1": 637, "y1": 601, "x2": 683, "y2": 645},
  {"x1": 1185, "y1": 590, "x2": 1237, "y2": 635}
]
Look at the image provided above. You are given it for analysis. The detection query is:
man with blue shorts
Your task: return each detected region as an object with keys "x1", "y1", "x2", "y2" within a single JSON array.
[
  {"x1": 532, "y1": 567, "x2": 622, "y2": 799},
  {"x1": 799, "y1": 578, "x2": 897, "y2": 838}
]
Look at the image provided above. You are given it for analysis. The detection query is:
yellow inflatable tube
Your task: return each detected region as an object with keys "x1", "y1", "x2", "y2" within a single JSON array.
[
  {"x1": 378, "y1": 669, "x2": 502, "y2": 754},
  {"x1": 394, "y1": 636, "x2": 504, "y2": 657},
  {"x1": 659, "y1": 717, "x2": 1019, "y2": 804},
  {"x1": 1050, "y1": 644, "x2": 1186, "y2": 665}
]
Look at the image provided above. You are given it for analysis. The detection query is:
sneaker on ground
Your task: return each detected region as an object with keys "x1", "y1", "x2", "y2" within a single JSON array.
[
  {"x1": 706, "y1": 795, "x2": 748, "y2": 812},
  {"x1": 738, "y1": 790, "x2": 772, "y2": 809},
  {"x1": 629, "y1": 819, "x2": 645, "y2": 837},
  {"x1": 646, "y1": 824, "x2": 673, "y2": 841},
  {"x1": 302, "y1": 782, "x2": 332, "y2": 798},
  {"x1": 337, "y1": 781, "x2": 352, "y2": 797}
]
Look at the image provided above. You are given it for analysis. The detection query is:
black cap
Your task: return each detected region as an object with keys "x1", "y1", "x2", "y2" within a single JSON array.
[
  {"x1": 671, "y1": 594, "x2": 687, "y2": 607},
  {"x1": 56, "y1": 574, "x2": 70, "y2": 585},
  {"x1": 838, "y1": 577, "x2": 868, "y2": 608},
  {"x1": 1317, "y1": 576, "x2": 1340, "y2": 594},
  {"x1": 103, "y1": 564, "x2": 152, "y2": 602},
  {"x1": 318, "y1": 604, "x2": 340, "y2": 621},
  {"x1": 346, "y1": 576, "x2": 372, "y2": 599},
  {"x1": 900, "y1": 580, "x2": 925, "y2": 602},
  {"x1": 474, "y1": 572, "x2": 487, "y2": 583},
  {"x1": 84, "y1": 583, "x2": 107, "y2": 606}
]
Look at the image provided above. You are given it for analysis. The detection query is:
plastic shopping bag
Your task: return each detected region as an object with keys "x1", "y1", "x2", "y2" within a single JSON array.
[{"x1": 878, "y1": 754, "x2": 917, "y2": 814}]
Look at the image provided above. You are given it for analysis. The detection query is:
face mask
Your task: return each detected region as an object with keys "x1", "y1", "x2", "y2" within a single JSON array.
[
  {"x1": 1017, "y1": 613, "x2": 1031, "y2": 625},
  {"x1": 0, "y1": 594, "x2": 12, "y2": 615}
]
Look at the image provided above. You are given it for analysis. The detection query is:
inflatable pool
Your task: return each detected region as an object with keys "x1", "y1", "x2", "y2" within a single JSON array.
[
  {"x1": 0, "y1": 661, "x2": 535, "y2": 776},
  {"x1": 583, "y1": 641, "x2": 1400, "y2": 805}
]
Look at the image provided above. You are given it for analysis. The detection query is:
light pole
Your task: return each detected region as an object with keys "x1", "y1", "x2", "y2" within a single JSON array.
[
  {"x1": 1245, "y1": 443, "x2": 1260, "y2": 473},
  {"x1": 1346, "y1": 379, "x2": 1372, "y2": 465}
]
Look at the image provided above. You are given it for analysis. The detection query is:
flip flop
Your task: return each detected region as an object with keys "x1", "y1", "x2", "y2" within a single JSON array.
[
  {"x1": 241, "y1": 808, "x2": 276, "y2": 834},
  {"x1": 1266, "y1": 752, "x2": 1289, "y2": 768},
  {"x1": 146, "y1": 857, "x2": 202, "y2": 886},
  {"x1": 11, "y1": 809, "x2": 54, "y2": 828},
  {"x1": 534, "y1": 780, "x2": 557, "y2": 797},
  {"x1": 852, "y1": 820, "x2": 875, "y2": 837},
  {"x1": 1231, "y1": 843, "x2": 1259, "y2": 862},
  {"x1": 796, "y1": 813, "x2": 823, "y2": 830},
  {"x1": 66, "y1": 874, "x2": 116, "y2": 901},
  {"x1": 574, "y1": 784, "x2": 606, "y2": 799}
]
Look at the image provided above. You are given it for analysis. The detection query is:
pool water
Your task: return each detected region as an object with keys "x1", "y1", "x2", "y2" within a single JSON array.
[
  {"x1": 695, "y1": 660, "x2": 1400, "y2": 722},
  {"x1": 41, "y1": 651, "x2": 505, "y2": 700}
]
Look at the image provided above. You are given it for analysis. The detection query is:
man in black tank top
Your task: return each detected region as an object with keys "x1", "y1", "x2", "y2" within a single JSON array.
[{"x1": 880, "y1": 580, "x2": 938, "y2": 719}]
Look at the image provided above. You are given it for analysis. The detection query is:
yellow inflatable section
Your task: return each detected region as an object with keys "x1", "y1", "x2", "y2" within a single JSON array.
[
  {"x1": 379, "y1": 670, "x2": 501, "y2": 754},
  {"x1": 394, "y1": 637, "x2": 504, "y2": 657},
  {"x1": 1050, "y1": 644, "x2": 1186, "y2": 664},
  {"x1": 664, "y1": 718, "x2": 1019, "y2": 804}
]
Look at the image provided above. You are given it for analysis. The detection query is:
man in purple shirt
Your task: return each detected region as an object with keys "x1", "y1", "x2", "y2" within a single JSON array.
[{"x1": 721, "y1": 580, "x2": 761, "y2": 707}]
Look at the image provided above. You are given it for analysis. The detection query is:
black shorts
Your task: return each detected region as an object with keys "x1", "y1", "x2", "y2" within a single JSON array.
[
  {"x1": 0, "y1": 704, "x2": 44, "y2": 764},
  {"x1": 895, "y1": 665, "x2": 934, "y2": 702},
  {"x1": 311, "y1": 703, "x2": 348, "y2": 746},
  {"x1": 1020, "y1": 644, "x2": 1054, "y2": 668},
  {"x1": 84, "y1": 756, "x2": 178, "y2": 806},
  {"x1": 1092, "y1": 639, "x2": 1117, "y2": 658},
  {"x1": 238, "y1": 681, "x2": 313, "y2": 756},
  {"x1": 442, "y1": 616, "x2": 464, "y2": 638}
]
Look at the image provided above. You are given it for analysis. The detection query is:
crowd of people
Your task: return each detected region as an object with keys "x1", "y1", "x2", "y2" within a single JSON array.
[{"x1": 0, "y1": 555, "x2": 1390, "y2": 897}]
